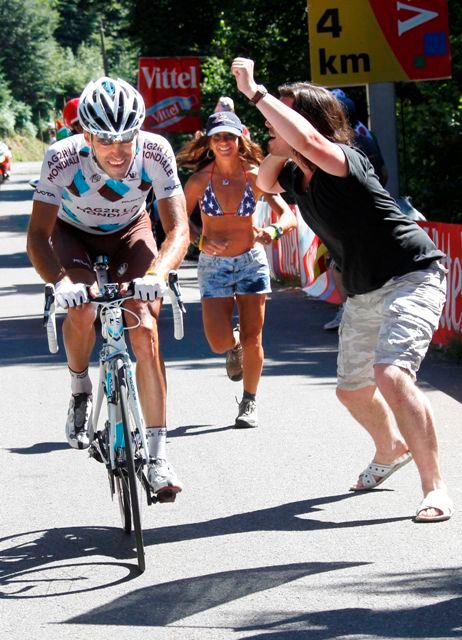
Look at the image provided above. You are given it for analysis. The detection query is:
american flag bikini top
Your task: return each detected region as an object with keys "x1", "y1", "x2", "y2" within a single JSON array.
[{"x1": 200, "y1": 163, "x2": 257, "y2": 217}]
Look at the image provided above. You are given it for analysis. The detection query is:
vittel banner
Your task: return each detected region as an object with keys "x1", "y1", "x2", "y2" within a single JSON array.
[{"x1": 138, "y1": 57, "x2": 201, "y2": 133}]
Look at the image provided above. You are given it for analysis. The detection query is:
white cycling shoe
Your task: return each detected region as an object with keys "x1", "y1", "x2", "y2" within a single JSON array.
[
  {"x1": 65, "y1": 393, "x2": 93, "y2": 450},
  {"x1": 147, "y1": 458, "x2": 182, "y2": 503}
]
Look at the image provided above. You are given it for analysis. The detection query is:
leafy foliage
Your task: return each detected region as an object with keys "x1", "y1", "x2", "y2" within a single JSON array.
[
  {"x1": 396, "y1": 3, "x2": 462, "y2": 222},
  {"x1": 0, "y1": 0, "x2": 459, "y2": 221}
]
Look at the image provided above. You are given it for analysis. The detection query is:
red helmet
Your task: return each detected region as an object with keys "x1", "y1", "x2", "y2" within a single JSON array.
[{"x1": 63, "y1": 98, "x2": 80, "y2": 128}]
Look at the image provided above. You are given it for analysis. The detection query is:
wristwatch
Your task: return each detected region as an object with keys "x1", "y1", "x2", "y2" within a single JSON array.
[
  {"x1": 269, "y1": 223, "x2": 283, "y2": 239},
  {"x1": 249, "y1": 85, "x2": 268, "y2": 106}
]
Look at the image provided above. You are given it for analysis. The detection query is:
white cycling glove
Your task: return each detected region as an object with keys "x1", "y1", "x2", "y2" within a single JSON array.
[
  {"x1": 55, "y1": 279, "x2": 89, "y2": 308},
  {"x1": 132, "y1": 274, "x2": 168, "y2": 301}
]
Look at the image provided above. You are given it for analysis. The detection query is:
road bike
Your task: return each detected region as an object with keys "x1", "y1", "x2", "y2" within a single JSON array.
[{"x1": 43, "y1": 256, "x2": 185, "y2": 573}]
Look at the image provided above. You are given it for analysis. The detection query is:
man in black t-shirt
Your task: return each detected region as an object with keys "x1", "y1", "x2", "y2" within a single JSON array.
[
  {"x1": 323, "y1": 89, "x2": 389, "y2": 331},
  {"x1": 231, "y1": 57, "x2": 453, "y2": 523}
]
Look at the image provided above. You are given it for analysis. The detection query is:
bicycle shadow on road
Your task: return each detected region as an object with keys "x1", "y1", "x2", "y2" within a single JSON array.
[
  {"x1": 0, "y1": 526, "x2": 142, "y2": 597},
  {"x1": 0, "y1": 493, "x2": 405, "y2": 602}
]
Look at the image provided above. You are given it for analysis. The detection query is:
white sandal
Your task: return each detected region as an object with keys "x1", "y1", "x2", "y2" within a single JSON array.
[
  {"x1": 415, "y1": 489, "x2": 454, "y2": 522},
  {"x1": 350, "y1": 451, "x2": 412, "y2": 491}
]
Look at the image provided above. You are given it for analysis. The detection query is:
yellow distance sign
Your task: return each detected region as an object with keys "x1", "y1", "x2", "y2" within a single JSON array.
[{"x1": 308, "y1": 0, "x2": 451, "y2": 85}]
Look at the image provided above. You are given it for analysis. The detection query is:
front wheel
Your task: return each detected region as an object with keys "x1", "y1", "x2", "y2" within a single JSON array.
[
  {"x1": 114, "y1": 471, "x2": 131, "y2": 534},
  {"x1": 117, "y1": 361, "x2": 145, "y2": 574}
]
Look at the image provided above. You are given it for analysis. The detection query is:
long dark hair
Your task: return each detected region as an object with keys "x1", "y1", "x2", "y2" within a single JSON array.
[
  {"x1": 278, "y1": 82, "x2": 354, "y2": 170},
  {"x1": 176, "y1": 130, "x2": 264, "y2": 172},
  {"x1": 279, "y1": 82, "x2": 353, "y2": 143}
]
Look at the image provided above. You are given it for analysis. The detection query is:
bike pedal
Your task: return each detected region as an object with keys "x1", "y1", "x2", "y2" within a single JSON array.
[
  {"x1": 89, "y1": 431, "x2": 108, "y2": 464},
  {"x1": 88, "y1": 444, "x2": 104, "y2": 464}
]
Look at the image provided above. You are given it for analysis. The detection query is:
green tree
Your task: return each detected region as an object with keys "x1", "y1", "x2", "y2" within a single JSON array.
[
  {"x1": 55, "y1": 0, "x2": 99, "y2": 52},
  {"x1": 0, "y1": 0, "x2": 63, "y2": 120},
  {"x1": 396, "y1": 3, "x2": 462, "y2": 222},
  {"x1": 128, "y1": 0, "x2": 309, "y2": 142},
  {"x1": 54, "y1": 0, "x2": 139, "y2": 81},
  {"x1": 128, "y1": 0, "x2": 223, "y2": 56},
  {"x1": 0, "y1": 0, "x2": 459, "y2": 221}
]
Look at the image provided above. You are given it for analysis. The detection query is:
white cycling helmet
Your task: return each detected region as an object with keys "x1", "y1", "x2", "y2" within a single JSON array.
[{"x1": 78, "y1": 76, "x2": 145, "y2": 140}]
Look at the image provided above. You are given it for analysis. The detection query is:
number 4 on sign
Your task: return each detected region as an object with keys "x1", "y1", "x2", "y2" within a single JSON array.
[
  {"x1": 316, "y1": 8, "x2": 342, "y2": 38},
  {"x1": 397, "y1": 1, "x2": 439, "y2": 36}
]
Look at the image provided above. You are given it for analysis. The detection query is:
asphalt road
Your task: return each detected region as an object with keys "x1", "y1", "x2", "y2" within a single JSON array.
[{"x1": 1, "y1": 163, "x2": 461, "y2": 640}]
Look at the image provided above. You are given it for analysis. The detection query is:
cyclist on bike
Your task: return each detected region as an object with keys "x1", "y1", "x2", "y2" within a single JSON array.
[{"x1": 27, "y1": 76, "x2": 189, "y2": 503}]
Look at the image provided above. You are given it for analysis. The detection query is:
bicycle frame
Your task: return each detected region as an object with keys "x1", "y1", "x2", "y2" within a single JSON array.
[{"x1": 91, "y1": 296, "x2": 148, "y2": 474}]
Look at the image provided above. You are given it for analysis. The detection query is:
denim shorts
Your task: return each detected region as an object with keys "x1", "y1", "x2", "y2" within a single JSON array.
[
  {"x1": 337, "y1": 261, "x2": 447, "y2": 390},
  {"x1": 198, "y1": 245, "x2": 271, "y2": 298}
]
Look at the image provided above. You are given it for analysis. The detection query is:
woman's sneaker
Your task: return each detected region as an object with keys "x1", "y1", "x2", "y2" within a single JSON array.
[
  {"x1": 147, "y1": 458, "x2": 183, "y2": 503},
  {"x1": 226, "y1": 326, "x2": 243, "y2": 381},
  {"x1": 65, "y1": 393, "x2": 93, "y2": 449},
  {"x1": 234, "y1": 398, "x2": 258, "y2": 429}
]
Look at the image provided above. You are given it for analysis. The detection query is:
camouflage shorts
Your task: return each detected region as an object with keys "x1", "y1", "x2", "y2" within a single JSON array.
[{"x1": 337, "y1": 261, "x2": 447, "y2": 390}]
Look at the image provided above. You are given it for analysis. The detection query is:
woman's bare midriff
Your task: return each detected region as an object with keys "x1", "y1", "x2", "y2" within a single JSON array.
[{"x1": 201, "y1": 213, "x2": 257, "y2": 257}]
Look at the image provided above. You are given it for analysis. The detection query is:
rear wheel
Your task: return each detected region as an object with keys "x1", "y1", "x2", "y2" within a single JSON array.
[{"x1": 117, "y1": 361, "x2": 145, "y2": 574}]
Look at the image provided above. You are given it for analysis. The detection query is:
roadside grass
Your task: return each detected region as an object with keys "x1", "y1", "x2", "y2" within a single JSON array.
[{"x1": 5, "y1": 135, "x2": 47, "y2": 162}]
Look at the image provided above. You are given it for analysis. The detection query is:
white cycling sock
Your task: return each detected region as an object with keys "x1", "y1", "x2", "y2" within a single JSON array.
[
  {"x1": 69, "y1": 367, "x2": 92, "y2": 395},
  {"x1": 146, "y1": 427, "x2": 167, "y2": 461}
]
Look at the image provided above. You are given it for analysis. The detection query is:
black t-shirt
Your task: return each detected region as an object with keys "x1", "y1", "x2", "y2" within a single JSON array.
[
  {"x1": 353, "y1": 134, "x2": 387, "y2": 186},
  {"x1": 278, "y1": 144, "x2": 443, "y2": 296}
]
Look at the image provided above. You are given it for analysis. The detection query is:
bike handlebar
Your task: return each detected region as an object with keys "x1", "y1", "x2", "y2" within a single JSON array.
[
  {"x1": 43, "y1": 283, "x2": 59, "y2": 354},
  {"x1": 43, "y1": 272, "x2": 186, "y2": 353}
]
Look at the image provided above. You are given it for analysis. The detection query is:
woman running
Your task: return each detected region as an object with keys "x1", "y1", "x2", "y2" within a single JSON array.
[{"x1": 177, "y1": 111, "x2": 296, "y2": 428}]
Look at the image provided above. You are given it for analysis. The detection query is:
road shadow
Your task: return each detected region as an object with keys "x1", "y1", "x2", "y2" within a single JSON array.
[
  {"x1": 5, "y1": 442, "x2": 69, "y2": 455},
  {"x1": 66, "y1": 561, "x2": 367, "y2": 627},
  {"x1": 0, "y1": 190, "x2": 33, "y2": 203},
  {"x1": 0, "y1": 213, "x2": 30, "y2": 233},
  {"x1": 141, "y1": 493, "x2": 410, "y2": 549},
  {"x1": 0, "y1": 492, "x2": 405, "y2": 602},
  {"x1": 1, "y1": 285, "x2": 460, "y2": 401},
  {"x1": 0, "y1": 252, "x2": 31, "y2": 269},
  {"x1": 2, "y1": 517, "x2": 461, "y2": 634},
  {"x1": 0, "y1": 298, "x2": 340, "y2": 385},
  {"x1": 238, "y1": 585, "x2": 462, "y2": 638}
]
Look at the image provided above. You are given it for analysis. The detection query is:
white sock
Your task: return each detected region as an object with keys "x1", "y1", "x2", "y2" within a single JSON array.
[
  {"x1": 69, "y1": 367, "x2": 92, "y2": 395},
  {"x1": 146, "y1": 427, "x2": 167, "y2": 461}
]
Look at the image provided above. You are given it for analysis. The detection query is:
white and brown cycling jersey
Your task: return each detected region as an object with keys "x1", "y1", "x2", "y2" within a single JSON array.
[{"x1": 33, "y1": 131, "x2": 183, "y2": 235}]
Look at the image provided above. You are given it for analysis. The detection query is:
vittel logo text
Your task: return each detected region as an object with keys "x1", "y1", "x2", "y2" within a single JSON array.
[{"x1": 141, "y1": 66, "x2": 198, "y2": 89}]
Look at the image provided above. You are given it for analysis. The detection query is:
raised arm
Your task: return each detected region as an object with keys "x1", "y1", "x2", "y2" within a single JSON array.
[{"x1": 231, "y1": 57, "x2": 347, "y2": 178}]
